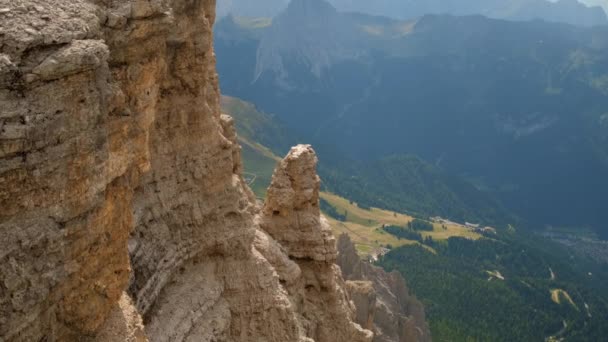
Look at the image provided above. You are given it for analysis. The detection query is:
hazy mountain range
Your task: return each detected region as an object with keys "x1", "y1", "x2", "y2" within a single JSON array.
[
  {"x1": 216, "y1": 0, "x2": 608, "y2": 26},
  {"x1": 215, "y1": 0, "x2": 608, "y2": 237}
]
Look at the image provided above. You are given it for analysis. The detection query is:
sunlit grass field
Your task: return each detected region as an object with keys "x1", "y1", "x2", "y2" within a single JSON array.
[{"x1": 320, "y1": 191, "x2": 481, "y2": 256}]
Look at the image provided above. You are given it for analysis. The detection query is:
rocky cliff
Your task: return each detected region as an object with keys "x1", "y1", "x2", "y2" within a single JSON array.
[
  {"x1": 0, "y1": 1, "x2": 381, "y2": 341},
  {"x1": 337, "y1": 234, "x2": 431, "y2": 342}
]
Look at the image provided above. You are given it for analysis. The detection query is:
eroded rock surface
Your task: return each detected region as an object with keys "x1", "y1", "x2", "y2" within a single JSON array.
[
  {"x1": 0, "y1": 1, "x2": 375, "y2": 341},
  {"x1": 337, "y1": 234, "x2": 432, "y2": 342},
  {"x1": 1, "y1": 1, "x2": 146, "y2": 340},
  {"x1": 261, "y1": 145, "x2": 336, "y2": 262},
  {"x1": 259, "y1": 145, "x2": 373, "y2": 342}
]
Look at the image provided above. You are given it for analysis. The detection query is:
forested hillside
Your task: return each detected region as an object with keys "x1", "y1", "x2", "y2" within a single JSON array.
[{"x1": 379, "y1": 234, "x2": 608, "y2": 341}]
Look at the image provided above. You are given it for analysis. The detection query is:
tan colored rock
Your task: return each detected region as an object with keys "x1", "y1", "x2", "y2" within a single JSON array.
[
  {"x1": 337, "y1": 234, "x2": 432, "y2": 342},
  {"x1": 32, "y1": 40, "x2": 109, "y2": 81},
  {"x1": 0, "y1": 1, "x2": 145, "y2": 339},
  {"x1": 260, "y1": 145, "x2": 373, "y2": 342},
  {"x1": 261, "y1": 145, "x2": 337, "y2": 262},
  {"x1": 346, "y1": 281, "x2": 377, "y2": 331},
  {"x1": 253, "y1": 228, "x2": 302, "y2": 285},
  {"x1": 96, "y1": 292, "x2": 148, "y2": 342},
  {"x1": 0, "y1": 1, "x2": 388, "y2": 341}
]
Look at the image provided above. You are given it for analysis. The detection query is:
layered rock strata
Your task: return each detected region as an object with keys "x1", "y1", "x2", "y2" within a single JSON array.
[
  {"x1": 1, "y1": 1, "x2": 148, "y2": 339},
  {"x1": 337, "y1": 234, "x2": 432, "y2": 342},
  {"x1": 0, "y1": 1, "x2": 376, "y2": 341}
]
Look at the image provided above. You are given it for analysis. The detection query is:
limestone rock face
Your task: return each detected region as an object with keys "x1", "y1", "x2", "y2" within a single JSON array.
[
  {"x1": 0, "y1": 1, "x2": 375, "y2": 341},
  {"x1": 345, "y1": 281, "x2": 377, "y2": 331},
  {"x1": 259, "y1": 145, "x2": 373, "y2": 342},
  {"x1": 0, "y1": 1, "x2": 147, "y2": 340},
  {"x1": 337, "y1": 234, "x2": 432, "y2": 342},
  {"x1": 261, "y1": 145, "x2": 336, "y2": 262},
  {"x1": 95, "y1": 292, "x2": 148, "y2": 342}
]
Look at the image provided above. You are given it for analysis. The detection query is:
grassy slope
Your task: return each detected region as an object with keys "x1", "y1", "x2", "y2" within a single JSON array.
[
  {"x1": 238, "y1": 135, "x2": 481, "y2": 256},
  {"x1": 320, "y1": 192, "x2": 480, "y2": 256},
  {"x1": 222, "y1": 95, "x2": 284, "y2": 197},
  {"x1": 221, "y1": 95, "x2": 293, "y2": 155},
  {"x1": 240, "y1": 141, "x2": 278, "y2": 198}
]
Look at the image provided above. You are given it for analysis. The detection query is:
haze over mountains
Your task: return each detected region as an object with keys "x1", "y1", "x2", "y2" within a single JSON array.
[
  {"x1": 215, "y1": 0, "x2": 608, "y2": 238},
  {"x1": 582, "y1": 0, "x2": 608, "y2": 12},
  {"x1": 330, "y1": 0, "x2": 608, "y2": 26},
  {"x1": 217, "y1": 0, "x2": 608, "y2": 26}
]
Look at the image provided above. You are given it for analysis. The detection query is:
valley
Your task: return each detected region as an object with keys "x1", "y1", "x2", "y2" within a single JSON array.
[
  {"x1": 223, "y1": 92, "x2": 608, "y2": 341},
  {"x1": 215, "y1": 2, "x2": 608, "y2": 238}
]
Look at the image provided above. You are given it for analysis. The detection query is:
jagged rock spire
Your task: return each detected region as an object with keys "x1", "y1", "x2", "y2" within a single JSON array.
[
  {"x1": 258, "y1": 145, "x2": 373, "y2": 342},
  {"x1": 261, "y1": 144, "x2": 337, "y2": 262}
]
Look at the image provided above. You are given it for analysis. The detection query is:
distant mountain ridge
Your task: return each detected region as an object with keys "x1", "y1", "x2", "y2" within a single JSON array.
[
  {"x1": 216, "y1": 0, "x2": 607, "y2": 26},
  {"x1": 254, "y1": 0, "x2": 351, "y2": 82},
  {"x1": 330, "y1": 0, "x2": 607, "y2": 26}
]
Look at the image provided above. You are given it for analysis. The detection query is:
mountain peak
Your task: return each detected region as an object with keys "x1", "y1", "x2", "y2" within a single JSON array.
[
  {"x1": 284, "y1": 0, "x2": 338, "y2": 18},
  {"x1": 254, "y1": 0, "x2": 356, "y2": 82}
]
